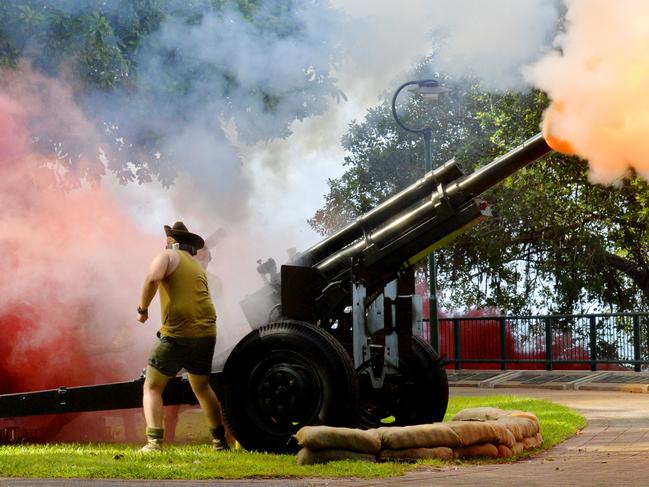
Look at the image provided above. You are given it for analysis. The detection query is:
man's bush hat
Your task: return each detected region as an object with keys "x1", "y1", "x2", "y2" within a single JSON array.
[{"x1": 164, "y1": 221, "x2": 204, "y2": 249}]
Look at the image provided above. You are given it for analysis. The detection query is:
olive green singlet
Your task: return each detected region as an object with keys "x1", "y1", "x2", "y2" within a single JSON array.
[{"x1": 159, "y1": 250, "x2": 216, "y2": 338}]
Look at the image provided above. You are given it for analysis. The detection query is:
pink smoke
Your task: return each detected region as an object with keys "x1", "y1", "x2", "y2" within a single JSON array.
[{"x1": 0, "y1": 66, "x2": 160, "y2": 441}]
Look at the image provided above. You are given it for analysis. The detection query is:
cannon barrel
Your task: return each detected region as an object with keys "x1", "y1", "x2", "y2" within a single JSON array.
[
  {"x1": 444, "y1": 133, "x2": 551, "y2": 204},
  {"x1": 295, "y1": 157, "x2": 464, "y2": 266},
  {"x1": 316, "y1": 133, "x2": 551, "y2": 280}
]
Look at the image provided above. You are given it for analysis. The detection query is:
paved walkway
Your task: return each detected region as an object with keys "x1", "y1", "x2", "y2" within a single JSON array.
[
  {"x1": 357, "y1": 388, "x2": 649, "y2": 487},
  {"x1": 3, "y1": 387, "x2": 649, "y2": 486}
]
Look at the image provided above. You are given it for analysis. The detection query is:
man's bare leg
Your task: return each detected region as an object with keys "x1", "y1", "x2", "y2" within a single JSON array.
[
  {"x1": 143, "y1": 366, "x2": 171, "y2": 428},
  {"x1": 188, "y1": 373, "x2": 228, "y2": 449},
  {"x1": 140, "y1": 366, "x2": 171, "y2": 451},
  {"x1": 187, "y1": 373, "x2": 223, "y2": 428}
]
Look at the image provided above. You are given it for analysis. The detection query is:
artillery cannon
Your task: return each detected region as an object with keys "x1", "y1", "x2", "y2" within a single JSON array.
[{"x1": 0, "y1": 133, "x2": 551, "y2": 452}]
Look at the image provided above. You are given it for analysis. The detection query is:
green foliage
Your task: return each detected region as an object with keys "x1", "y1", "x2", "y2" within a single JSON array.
[
  {"x1": 311, "y1": 68, "x2": 649, "y2": 314},
  {"x1": 0, "y1": 0, "x2": 343, "y2": 185},
  {"x1": 0, "y1": 1, "x2": 152, "y2": 87},
  {"x1": 446, "y1": 90, "x2": 649, "y2": 313}
]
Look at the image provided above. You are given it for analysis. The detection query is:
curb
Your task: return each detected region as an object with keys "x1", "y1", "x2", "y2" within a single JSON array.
[{"x1": 447, "y1": 369, "x2": 649, "y2": 393}]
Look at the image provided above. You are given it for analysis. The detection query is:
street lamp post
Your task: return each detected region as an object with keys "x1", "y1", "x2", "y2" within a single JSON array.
[{"x1": 391, "y1": 79, "x2": 450, "y2": 352}]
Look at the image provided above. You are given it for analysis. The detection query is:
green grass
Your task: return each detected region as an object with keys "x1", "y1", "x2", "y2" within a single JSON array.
[
  {"x1": 0, "y1": 444, "x2": 407, "y2": 479},
  {"x1": 0, "y1": 395, "x2": 585, "y2": 479}
]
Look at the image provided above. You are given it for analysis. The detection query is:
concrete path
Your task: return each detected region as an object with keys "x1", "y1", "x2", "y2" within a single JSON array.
[
  {"x1": 354, "y1": 388, "x2": 649, "y2": 487},
  {"x1": 2, "y1": 387, "x2": 649, "y2": 486}
]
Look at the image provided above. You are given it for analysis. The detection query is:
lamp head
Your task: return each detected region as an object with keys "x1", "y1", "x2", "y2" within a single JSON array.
[{"x1": 409, "y1": 80, "x2": 451, "y2": 102}]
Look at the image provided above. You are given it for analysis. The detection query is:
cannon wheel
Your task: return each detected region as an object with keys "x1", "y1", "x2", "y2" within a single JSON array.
[
  {"x1": 357, "y1": 336, "x2": 448, "y2": 427},
  {"x1": 221, "y1": 320, "x2": 358, "y2": 453}
]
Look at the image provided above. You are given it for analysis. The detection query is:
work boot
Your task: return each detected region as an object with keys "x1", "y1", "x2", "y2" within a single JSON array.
[
  {"x1": 139, "y1": 427, "x2": 164, "y2": 453},
  {"x1": 212, "y1": 437, "x2": 229, "y2": 451},
  {"x1": 210, "y1": 425, "x2": 229, "y2": 451},
  {"x1": 139, "y1": 438, "x2": 162, "y2": 453}
]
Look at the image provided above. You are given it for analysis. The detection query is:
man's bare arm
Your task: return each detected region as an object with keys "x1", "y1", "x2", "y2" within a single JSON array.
[{"x1": 136, "y1": 251, "x2": 173, "y2": 323}]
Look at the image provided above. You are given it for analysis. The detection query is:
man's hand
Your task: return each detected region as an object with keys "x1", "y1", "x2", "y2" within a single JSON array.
[{"x1": 137, "y1": 308, "x2": 149, "y2": 323}]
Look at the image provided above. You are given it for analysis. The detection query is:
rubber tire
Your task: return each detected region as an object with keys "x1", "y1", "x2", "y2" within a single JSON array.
[
  {"x1": 358, "y1": 336, "x2": 449, "y2": 427},
  {"x1": 221, "y1": 320, "x2": 358, "y2": 453}
]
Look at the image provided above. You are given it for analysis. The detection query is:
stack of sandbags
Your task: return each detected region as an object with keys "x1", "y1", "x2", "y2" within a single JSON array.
[
  {"x1": 450, "y1": 407, "x2": 542, "y2": 459},
  {"x1": 377, "y1": 424, "x2": 457, "y2": 462},
  {"x1": 295, "y1": 426, "x2": 381, "y2": 465},
  {"x1": 294, "y1": 407, "x2": 543, "y2": 464}
]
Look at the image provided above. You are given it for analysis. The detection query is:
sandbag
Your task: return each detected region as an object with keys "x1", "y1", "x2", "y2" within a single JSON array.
[
  {"x1": 489, "y1": 422, "x2": 516, "y2": 448},
  {"x1": 446, "y1": 420, "x2": 499, "y2": 446},
  {"x1": 496, "y1": 444, "x2": 514, "y2": 458},
  {"x1": 452, "y1": 407, "x2": 513, "y2": 422},
  {"x1": 294, "y1": 426, "x2": 381, "y2": 453},
  {"x1": 454, "y1": 442, "x2": 499, "y2": 459},
  {"x1": 511, "y1": 442, "x2": 525, "y2": 455},
  {"x1": 296, "y1": 447, "x2": 377, "y2": 465},
  {"x1": 509, "y1": 411, "x2": 540, "y2": 427},
  {"x1": 378, "y1": 424, "x2": 461, "y2": 450},
  {"x1": 522, "y1": 432, "x2": 543, "y2": 450},
  {"x1": 496, "y1": 416, "x2": 539, "y2": 441},
  {"x1": 378, "y1": 446, "x2": 454, "y2": 462}
]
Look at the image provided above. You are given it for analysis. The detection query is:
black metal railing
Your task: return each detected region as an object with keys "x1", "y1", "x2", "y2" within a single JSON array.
[{"x1": 423, "y1": 313, "x2": 649, "y2": 371}]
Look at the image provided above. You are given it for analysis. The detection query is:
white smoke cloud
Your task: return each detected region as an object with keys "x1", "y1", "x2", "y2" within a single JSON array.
[
  {"x1": 230, "y1": 1, "x2": 561, "y2": 256},
  {"x1": 333, "y1": 0, "x2": 559, "y2": 98},
  {"x1": 49, "y1": 0, "x2": 560, "y2": 342},
  {"x1": 91, "y1": 1, "x2": 561, "y2": 237},
  {"x1": 101, "y1": 1, "x2": 562, "y2": 328}
]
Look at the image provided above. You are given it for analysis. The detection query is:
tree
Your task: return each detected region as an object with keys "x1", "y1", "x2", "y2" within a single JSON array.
[
  {"x1": 310, "y1": 72, "x2": 649, "y2": 314},
  {"x1": 309, "y1": 72, "x2": 490, "y2": 236},
  {"x1": 0, "y1": 0, "x2": 344, "y2": 185}
]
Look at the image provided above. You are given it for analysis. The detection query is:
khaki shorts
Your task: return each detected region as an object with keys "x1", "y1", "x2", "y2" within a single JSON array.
[{"x1": 148, "y1": 332, "x2": 216, "y2": 377}]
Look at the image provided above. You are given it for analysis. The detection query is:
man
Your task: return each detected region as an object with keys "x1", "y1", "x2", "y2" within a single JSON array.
[
  {"x1": 194, "y1": 229, "x2": 225, "y2": 299},
  {"x1": 136, "y1": 221, "x2": 228, "y2": 452}
]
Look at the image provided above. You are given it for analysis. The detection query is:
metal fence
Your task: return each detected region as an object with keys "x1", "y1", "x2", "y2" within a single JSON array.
[{"x1": 424, "y1": 313, "x2": 649, "y2": 371}]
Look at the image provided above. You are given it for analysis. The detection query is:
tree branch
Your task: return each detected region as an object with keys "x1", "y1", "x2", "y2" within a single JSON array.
[{"x1": 604, "y1": 252, "x2": 649, "y2": 298}]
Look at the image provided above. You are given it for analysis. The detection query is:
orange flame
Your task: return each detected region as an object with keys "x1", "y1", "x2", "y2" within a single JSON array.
[{"x1": 542, "y1": 101, "x2": 575, "y2": 155}]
